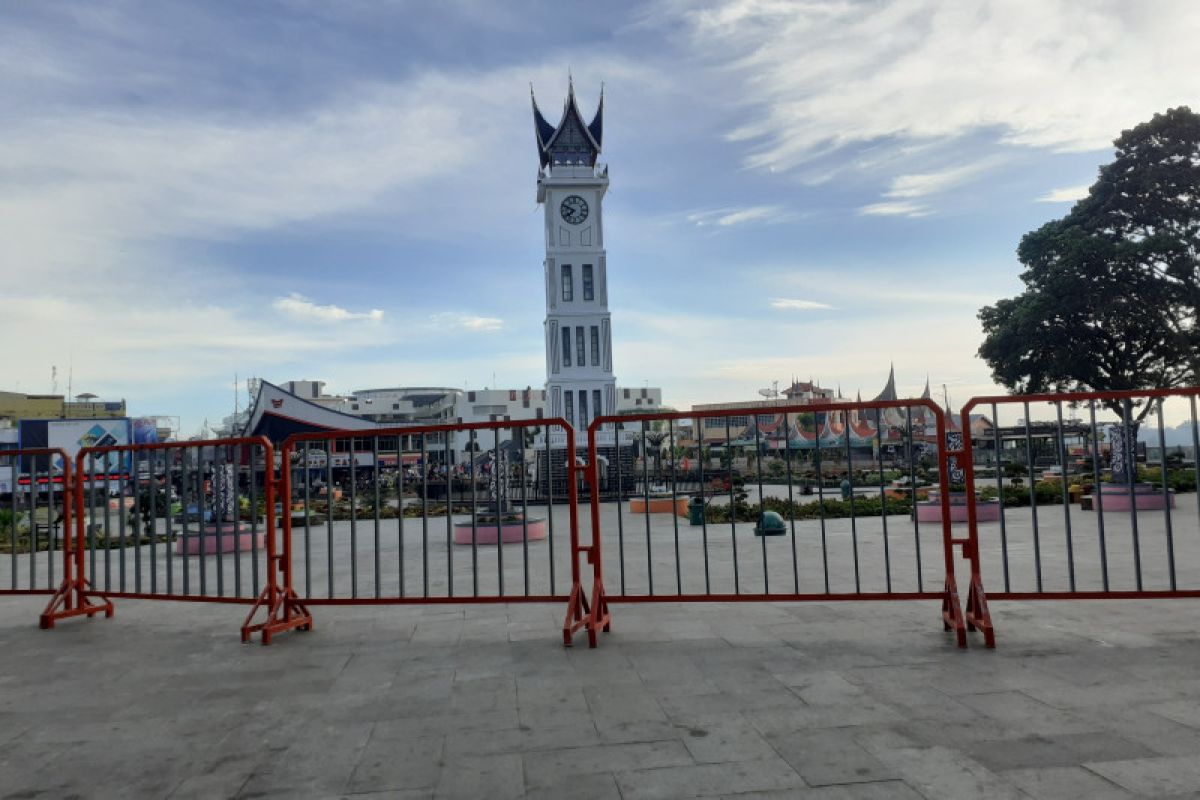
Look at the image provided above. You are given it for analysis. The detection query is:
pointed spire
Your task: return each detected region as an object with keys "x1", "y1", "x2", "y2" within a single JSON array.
[
  {"x1": 538, "y1": 76, "x2": 602, "y2": 169},
  {"x1": 589, "y1": 82, "x2": 604, "y2": 146},
  {"x1": 873, "y1": 362, "x2": 898, "y2": 402},
  {"x1": 530, "y1": 83, "x2": 556, "y2": 168},
  {"x1": 920, "y1": 375, "x2": 931, "y2": 399}
]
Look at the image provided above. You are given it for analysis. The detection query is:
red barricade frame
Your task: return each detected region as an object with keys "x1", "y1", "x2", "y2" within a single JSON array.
[
  {"x1": 957, "y1": 386, "x2": 1200, "y2": 648},
  {"x1": 264, "y1": 418, "x2": 588, "y2": 646},
  {"x1": 584, "y1": 397, "x2": 971, "y2": 648}
]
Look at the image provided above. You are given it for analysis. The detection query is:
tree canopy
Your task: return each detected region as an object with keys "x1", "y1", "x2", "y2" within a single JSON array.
[{"x1": 978, "y1": 107, "x2": 1200, "y2": 420}]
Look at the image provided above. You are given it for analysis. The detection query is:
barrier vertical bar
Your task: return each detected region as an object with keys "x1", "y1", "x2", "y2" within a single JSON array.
[
  {"x1": 243, "y1": 438, "x2": 311, "y2": 644},
  {"x1": 1055, "y1": 402, "x2": 1075, "y2": 592},
  {"x1": 784, "y1": 413, "x2": 799, "y2": 594},
  {"x1": 992, "y1": 402, "x2": 1009, "y2": 592},
  {"x1": 726, "y1": 417, "x2": 738, "y2": 595},
  {"x1": 349, "y1": 438, "x2": 358, "y2": 599},
  {"x1": 906, "y1": 406, "x2": 922, "y2": 593},
  {"x1": 397, "y1": 437, "x2": 405, "y2": 598},
  {"x1": 671, "y1": 419, "x2": 682, "y2": 595},
  {"x1": 815, "y1": 411, "x2": 830, "y2": 594},
  {"x1": 1156, "y1": 399, "x2": 1176, "y2": 589},
  {"x1": 643, "y1": 420, "x2": 653, "y2": 595},
  {"x1": 845, "y1": 411, "x2": 860, "y2": 594},
  {"x1": 1023, "y1": 404, "x2": 1042, "y2": 592},
  {"x1": 958, "y1": 402, "x2": 995, "y2": 647},
  {"x1": 935, "y1": 406, "x2": 968, "y2": 648},
  {"x1": 754, "y1": 417, "x2": 768, "y2": 594},
  {"x1": 576, "y1": 419, "x2": 609, "y2": 647},
  {"x1": 876, "y1": 408, "x2": 891, "y2": 592},
  {"x1": 615, "y1": 422, "x2": 627, "y2": 595},
  {"x1": 42, "y1": 450, "x2": 113, "y2": 628},
  {"x1": 697, "y1": 416, "x2": 711, "y2": 595},
  {"x1": 373, "y1": 436, "x2": 382, "y2": 599},
  {"x1": 1088, "y1": 400, "x2": 1109, "y2": 591},
  {"x1": 1124, "y1": 398, "x2": 1142, "y2": 590}
]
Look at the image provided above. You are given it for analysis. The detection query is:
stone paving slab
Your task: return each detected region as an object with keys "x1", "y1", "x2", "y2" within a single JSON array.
[{"x1": 2, "y1": 595, "x2": 1200, "y2": 798}]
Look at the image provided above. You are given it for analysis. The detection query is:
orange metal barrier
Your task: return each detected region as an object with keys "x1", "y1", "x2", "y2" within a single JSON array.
[
  {"x1": 957, "y1": 387, "x2": 1200, "y2": 648},
  {"x1": 582, "y1": 398, "x2": 973, "y2": 648},
  {"x1": 0, "y1": 447, "x2": 112, "y2": 625},
  {"x1": 255, "y1": 418, "x2": 589, "y2": 646},
  {"x1": 18, "y1": 387, "x2": 1196, "y2": 652}
]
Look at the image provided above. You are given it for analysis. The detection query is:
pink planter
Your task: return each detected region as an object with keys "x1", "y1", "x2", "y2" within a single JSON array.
[
  {"x1": 915, "y1": 493, "x2": 1002, "y2": 523},
  {"x1": 1091, "y1": 483, "x2": 1175, "y2": 512},
  {"x1": 453, "y1": 518, "x2": 547, "y2": 545},
  {"x1": 175, "y1": 523, "x2": 267, "y2": 555}
]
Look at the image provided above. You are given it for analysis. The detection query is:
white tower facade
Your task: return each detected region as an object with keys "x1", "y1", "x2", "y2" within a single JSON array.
[{"x1": 533, "y1": 83, "x2": 614, "y2": 439}]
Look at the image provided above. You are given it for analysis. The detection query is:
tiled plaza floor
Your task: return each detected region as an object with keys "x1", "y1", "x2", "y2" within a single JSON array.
[{"x1": 3, "y1": 593, "x2": 1200, "y2": 799}]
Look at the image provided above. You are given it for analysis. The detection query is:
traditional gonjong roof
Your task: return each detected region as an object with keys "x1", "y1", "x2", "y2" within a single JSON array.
[
  {"x1": 531, "y1": 79, "x2": 603, "y2": 169},
  {"x1": 873, "y1": 363, "x2": 899, "y2": 402}
]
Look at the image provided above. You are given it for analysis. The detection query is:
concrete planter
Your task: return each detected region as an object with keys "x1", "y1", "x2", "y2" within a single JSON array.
[
  {"x1": 915, "y1": 491, "x2": 1001, "y2": 523},
  {"x1": 629, "y1": 496, "x2": 690, "y2": 517},
  {"x1": 453, "y1": 516, "x2": 547, "y2": 545}
]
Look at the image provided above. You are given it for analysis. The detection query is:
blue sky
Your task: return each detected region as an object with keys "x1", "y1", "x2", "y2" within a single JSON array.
[{"x1": 3, "y1": 1, "x2": 1198, "y2": 435}]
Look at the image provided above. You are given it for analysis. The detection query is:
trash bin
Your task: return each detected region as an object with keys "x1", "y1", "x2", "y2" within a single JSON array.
[
  {"x1": 754, "y1": 510, "x2": 787, "y2": 536},
  {"x1": 688, "y1": 496, "x2": 706, "y2": 526}
]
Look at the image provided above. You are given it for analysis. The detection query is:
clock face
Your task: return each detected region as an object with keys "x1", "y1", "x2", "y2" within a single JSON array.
[{"x1": 560, "y1": 195, "x2": 589, "y2": 225}]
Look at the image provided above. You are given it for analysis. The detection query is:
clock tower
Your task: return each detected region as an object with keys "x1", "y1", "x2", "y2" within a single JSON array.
[{"x1": 533, "y1": 81, "x2": 614, "y2": 441}]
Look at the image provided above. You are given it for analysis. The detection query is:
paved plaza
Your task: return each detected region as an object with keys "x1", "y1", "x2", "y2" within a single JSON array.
[
  {"x1": 4, "y1": 497, "x2": 1200, "y2": 798},
  {"x1": 3, "y1": 588, "x2": 1200, "y2": 798}
]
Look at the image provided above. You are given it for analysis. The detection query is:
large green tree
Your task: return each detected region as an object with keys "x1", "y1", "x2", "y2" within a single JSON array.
[{"x1": 978, "y1": 107, "x2": 1200, "y2": 422}]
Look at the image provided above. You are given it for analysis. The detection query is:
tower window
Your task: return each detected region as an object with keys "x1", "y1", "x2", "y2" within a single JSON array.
[
  {"x1": 561, "y1": 264, "x2": 573, "y2": 301},
  {"x1": 579, "y1": 390, "x2": 589, "y2": 429},
  {"x1": 590, "y1": 326, "x2": 600, "y2": 366},
  {"x1": 564, "y1": 391, "x2": 574, "y2": 427},
  {"x1": 583, "y1": 265, "x2": 594, "y2": 301},
  {"x1": 593, "y1": 389, "x2": 602, "y2": 421},
  {"x1": 623, "y1": 388, "x2": 630, "y2": 399},
  {"x1": 562, "y1": 327, "x2": 572, "y2": 367},
  {"x1": 576, "y1": 329, "x2": 585, "y2": 366}
]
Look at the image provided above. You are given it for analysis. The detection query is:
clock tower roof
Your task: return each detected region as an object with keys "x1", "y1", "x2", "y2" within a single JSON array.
[{"x1": 532, "y1": 80, "x2": 603, "y2": 169}]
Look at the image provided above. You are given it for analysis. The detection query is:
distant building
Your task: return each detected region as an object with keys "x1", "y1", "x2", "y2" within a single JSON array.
[
  {"x1": 241, "y1": 378, "x2": 663, "y2": 464},
  {"x1": 0, "y1": 390, "x2": 126, "y2": 423}
]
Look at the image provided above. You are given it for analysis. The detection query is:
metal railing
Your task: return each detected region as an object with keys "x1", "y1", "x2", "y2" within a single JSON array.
[
  {"x1": 581, "y1": 398, "x2": 973, "y2": 647},
  {"x1": 257, "y1": 418, "x2": 590, "y2": 645},
  {"x1": 9, "y1": 385, "x2": 1199, "y2": 651},
  {"x1": 2, "y1": 449, "x2": 72, "y2": 596},
  {"x1": 956, "y1": 387, "x2": 1200, "y2": 647}
]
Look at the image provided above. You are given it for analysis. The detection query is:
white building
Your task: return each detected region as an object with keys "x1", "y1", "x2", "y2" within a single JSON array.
[{"x1": 533, "y1": 81, "x2": 615, "y2": 441}]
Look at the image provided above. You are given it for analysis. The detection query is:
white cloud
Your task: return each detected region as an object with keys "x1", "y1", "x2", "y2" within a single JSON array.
[
  {"x1": 681, "y1": 1, "x2": 1200, "y2": 173},
  {"x1": 273, "y1": 293, "x2": 383, "y2": 323},
  {"x1": 685, "y1": 205, "x2": 791, "y2": 227},
  {"x1": 1037, "y1": 184, "x2": 1090, "y2": 202},
  {"x1": 769, "y1": 298, "x2": 832, "y2": 311},
  {"x1": 885, "y1": 161, "x2": 1000, "y2": 199},
  {"x1": 858, "y1": 201, "x2": 931, "y2": 218},
  {"x1": 430, "y1": 312, "x2": 505, "y2": 332}
]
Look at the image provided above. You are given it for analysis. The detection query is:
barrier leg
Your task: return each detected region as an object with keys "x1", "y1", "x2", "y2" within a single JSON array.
[
  {"x1": 240, "y1": 455, "x2": 312, "y2": 645},
  {"x1": 941, "y1": 575, "x2": 968, "y2": 648},
  {"x1": 40, "y1": 578, "x2": 113, "y2": 629},
  {"x1": 41, "y1": 471, "x2": 113, "y2": 629},
  {"x1": 965, "y1": 574, "x2": 995, "y2": 648},
  {"x1": 242, "y1": 550, "x2": 312, "y2": 645},
  {"x1": 562, "y1": 580, "x2": 590, "y2": 647}
]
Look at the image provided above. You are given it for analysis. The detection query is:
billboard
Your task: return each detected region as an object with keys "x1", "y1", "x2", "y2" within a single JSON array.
[
  {"x1": 132, "y1": 417, "x2": 159, "y2": 444},
  {"x1": 19, "y1": 418, "x2": 133, "y2": 473}
]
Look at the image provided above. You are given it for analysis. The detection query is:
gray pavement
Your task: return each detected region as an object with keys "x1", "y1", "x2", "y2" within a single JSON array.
[{"x1": 3, "y1": 591, "x2": 1200, "y2": 798}]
